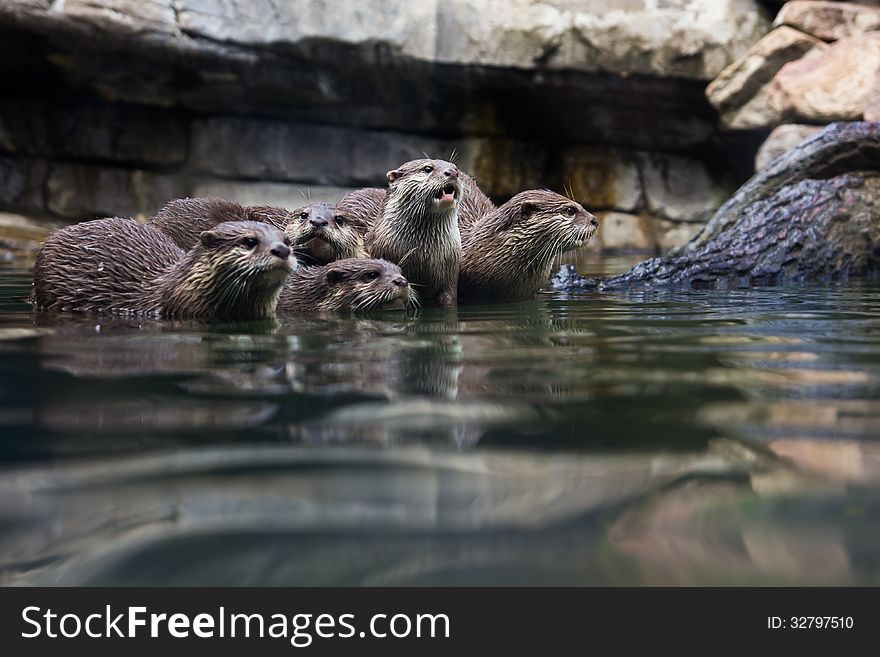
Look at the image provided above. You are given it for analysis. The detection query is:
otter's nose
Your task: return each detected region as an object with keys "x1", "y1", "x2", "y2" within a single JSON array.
[
  {"x1": 309, "y1": 218, "x2": 328, "y2": 228},
  {"x1": 271, "y1": 244, "x2": 291, "y2": 260},
  {"x1": 589, "y1": 216, "x2": 599, "y2": 228},
  {"x1": 392, "y1": 276, "x2": 409, "y2": 288},
  {"x1": 443, "y1": 168, "x2": 459, "y2": 180}
]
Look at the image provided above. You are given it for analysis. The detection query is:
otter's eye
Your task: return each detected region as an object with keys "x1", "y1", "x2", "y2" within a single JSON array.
[
  {"x1": 334, "y1": 215, "x2": 347, "y2": 226},
  {"x1": 299, "y1": 212, "x2": 309, "y2": 221},
  {"x1": 242, "y1": 237, "x2": 259, "y2": 249},
  {"x1": 363, "y1": 271, "x2": 380, "y2": 281},
  {"x1": 564, "y1": 207, "x2": 577, "y2": 218},
  {"x1": 422, "y1": 165, "x2": 434, "y2": 174}
]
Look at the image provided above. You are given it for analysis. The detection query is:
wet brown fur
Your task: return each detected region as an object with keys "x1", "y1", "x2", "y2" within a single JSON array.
[
  {"x1": 363, "y1": 158, "x2": 464, "y2": 306},
  {"x1": 278, "y1": 258, "x2": 414, "y2": 314},
  {"x1": 32, "y1": 218, "x2": 293, "y2": 320},
  {"x1": 151, "y1": 197, "x2": 293, "y2": 250},
  {"x1": 459, "y1": 190, "x2": 599, "y2": 300},
  {"x1": 285, "y1": 202, "x2": 369, "y2": 265}
]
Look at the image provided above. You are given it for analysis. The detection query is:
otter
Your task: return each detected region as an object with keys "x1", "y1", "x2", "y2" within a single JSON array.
[
  {"x1": 151, "y1": 197, "x2": 293, "y2": 250},
  {"x1": 285, "y1": 202, "x2": 369, "y2": 265},
  {"x1": 339, "y1": 170, "x2": 494, "y2": 232},
  {"x1": 277, "y1": 258, "x2": 414, "y2": 314},
  {"x1": 31, "y1": 218, "x2": 293, "y2": 320},
  {"x1": 363, "y1": 158, "x2": 466, "y2": 306},
  {"x1": 458, "y1": 190, "x2": 599, "y2": 300}
]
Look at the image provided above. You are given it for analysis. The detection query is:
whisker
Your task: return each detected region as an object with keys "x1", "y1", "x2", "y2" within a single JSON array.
[{"x1": 396, "y1": 246, "x2": 420, "y2": 267}]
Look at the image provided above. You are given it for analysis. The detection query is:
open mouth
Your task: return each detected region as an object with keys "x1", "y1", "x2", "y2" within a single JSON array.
[{"x1": 432, "y1": 183, "x2": 459, "y2": 208}]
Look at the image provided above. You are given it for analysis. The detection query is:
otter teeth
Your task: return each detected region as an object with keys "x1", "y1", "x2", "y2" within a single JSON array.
[{"x1": 434, "y1": 184, "x2": 457, "y2": 199}]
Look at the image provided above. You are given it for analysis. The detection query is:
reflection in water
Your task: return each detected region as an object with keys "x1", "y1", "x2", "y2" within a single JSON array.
[{"x1": 1, "y1": 261, "x2": 880, "y2": 584}]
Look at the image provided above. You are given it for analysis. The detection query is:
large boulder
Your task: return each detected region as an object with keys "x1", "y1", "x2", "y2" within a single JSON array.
[
  {"x1": 754, "y1": 123, "x2": 822, "y2": 170},
  {"x1": 552, "y1": 122, "x2": 880, "y2": 291},
  {"x1": 774, "y1": 1, "x2": 880, "y2": 41},
  {"x1": 0, "y1": 0, "x2": 769, "y2": 149},
  {"x1": 771, "y1": 32, "x2": 880, "y2": 123},
  {"x1": 706, "y1": 26, "x2": 827, "y2": 129},
  {"x1": 175, "y1": 0, "x2": 769, "y2": 80}
]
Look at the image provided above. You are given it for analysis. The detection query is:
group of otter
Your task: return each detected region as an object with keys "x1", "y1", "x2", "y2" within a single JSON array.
[{"x1": 31, "y1": 158, "x2": 599, "y2": 321}]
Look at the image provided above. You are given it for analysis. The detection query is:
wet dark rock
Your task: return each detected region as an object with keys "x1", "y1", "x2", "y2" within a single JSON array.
[
  {"x1": 46, "y1": 162, "x2": 187, "y2": 219},
  {"x1": 0, "y1": 99, "x2": 187, "y2": 166},
  {"x1": 552, "y1": 122, "x2": 880, "y2": 292}
]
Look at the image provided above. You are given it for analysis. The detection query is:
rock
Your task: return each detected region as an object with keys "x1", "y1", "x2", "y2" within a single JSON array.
[
  {"x1": 552, "y1": 122, "x2": 880, "y2": 291},
  {"x1": 0, "y1": 156, "x2": 47, "y2": 215},
  {"x1": 0, "y1": 100, "x2": 187, "y2": 166},
  {"x1": 774, "y1": 1, "x2": 880, "y2": 41},
  {"x1": 0, "y1": 211, "x2": 59, "y2": 264},
  {"x1": 46, "y1": 163, "x2": 185, "y2": 219},
  {"x1": 754, "y1": 124, "x2": 823, "y2": 171},
  {"x1": 638, "y1": 153, "x2": 732, "y2": 221},
  {"x1": 177, "y1": 0, "x2": 769, "y2": 80},
  {"x1": 62, "y1": 0, "x2": 178, "y2": 36},
  {"x1": 772, "y1": 33, "x2": 880, "y2": 123},
  {"x1": 191, "y1": 117, "x2": 456, "y2": 187},
  {"x1": 865, "y1": 72, "x2": 880, "y2": 121},
  {"x1": 191, "y1": 179, "x2": 357, "y2": 210},
  {"x1": 0, "y1": 0, "x2": 770, "y2": 242},
  {"x1": 596, "y1": 212, "x2": 655, "y2": 251},
  {"x1": 706, "y1": 26, "x2": 827, "y2": 117},
  {"x1": 655, "y1": 220, "x2": 704, "y2": 252},
  {"x1": 563, "y1": 148, "x2": 642, "y2": 213},
  {"x1": 720, "y1": 83, "x2": 785, "y2": 130},
  {"x1": 0, "y1": 0, "x2": 754, "y2": 152},
  {"x1": 692, "y1": 121, "x2": 880, "y2": 250}
]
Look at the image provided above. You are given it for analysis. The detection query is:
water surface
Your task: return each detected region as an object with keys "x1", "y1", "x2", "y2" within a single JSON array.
[{"x1": 1, "y1": 256, "x2": 879, "y2": 585}]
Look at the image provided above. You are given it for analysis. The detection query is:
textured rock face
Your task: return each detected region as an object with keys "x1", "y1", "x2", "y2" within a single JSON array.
[
  {"x1": 45, "y1": 163, "x2": 185, "y2": 219},
  {"x1": 707, "y1": 1, "x2": 880, "y2": 177},
  {"x1": 0, "y1": 0, "x2": 771, "y2": 253},
  {"x1": 772, "y1": 33, "x2": 880, "y2": 123},
  {"x1": 754, "y1": 124, "x2": 822, "y2": 170},
  {"x1": 563, "y1": 148, "x2": 642, "y2": 213},
  {"x1": 866, "y1": 73, "x2": 880, "y2": 121},
  {"x1": 639, "y1": 153, "x2": 732, "y2": 222},
  {"x1": 706, "y1": 26, "x2": 827, "y2": 129},
  {"x1": 173, "y1": 0, "x2": 769, "y2": 80},
  {"x1": 690, "y1": 121, "x2": 880, "y2": 251},
  {"x1": 775, "y1": 1, "x2": 880, "y2": 41},
  {"x1": 553, "y1": 122, "x2": 880, "y2": 291},
  {"x1": 595, "y1": 212, "x2": 654, "y2": 252}
]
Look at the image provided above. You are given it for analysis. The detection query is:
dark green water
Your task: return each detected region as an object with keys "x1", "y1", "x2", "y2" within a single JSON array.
[{"x1": 1, "y1": 257, "x2": 879, "y2": 585}]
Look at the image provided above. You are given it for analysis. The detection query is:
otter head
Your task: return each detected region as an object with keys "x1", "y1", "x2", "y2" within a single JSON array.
[
  {"x1": 285, "y1": 203, "x2": 365, "y2": 265},
  {"x1": 323, "y1": 258, "x2": 415, "y2": 312},
  {"x1": 191, "y1": 221, "x2": 295, "y2": 319},
  {"x1": 490, "y1": 190, "x2": 598, "y2": 258},
  {"x1": 386, "y1": 159, "x2": 462, "y2": 216}
]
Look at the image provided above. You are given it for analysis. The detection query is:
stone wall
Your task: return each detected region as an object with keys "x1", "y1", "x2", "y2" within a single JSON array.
[
  {"x1": 0, "y1": 0, "x2": 774, "y2": 256},
  {"x1": 707, "y1": 1, "x2": 880, "y2": 172}
]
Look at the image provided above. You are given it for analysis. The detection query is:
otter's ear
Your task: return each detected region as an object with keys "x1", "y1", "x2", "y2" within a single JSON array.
[
  {"x1": 199, "y1": 230, "x2": 220, "y2": 248},
  {"x1": 326, "y1": 269, "x2": 345, "y2": 286},
  {"x1": 386, "y1": 169, "x2": 400, "y2": 183},
  {"x1": 520, "y1": 201, "x2": 536, "y2": 219}
]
